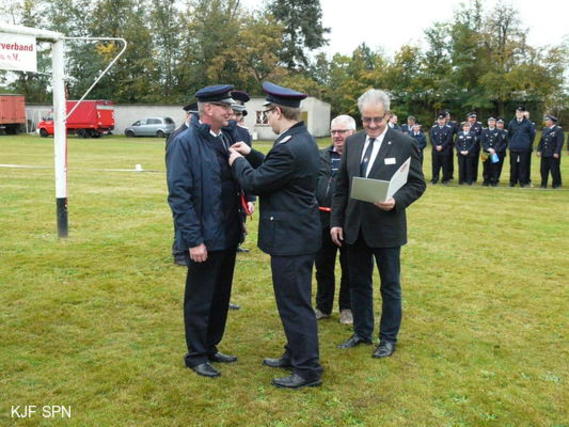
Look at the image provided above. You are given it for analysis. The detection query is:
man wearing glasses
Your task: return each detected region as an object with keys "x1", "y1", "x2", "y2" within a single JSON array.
[
  {"x1": 331, "y1": 89, "x2": 426, "y2": 359},
  {"x1": 314, "y1": 115, "x2": 356, "y2": 325},
  {"x1": 166, "y1": 85, "x2": 242, "y2": 378},
  {"x1": 228, "y1": 82, "x2": 323, "y2": 389}
]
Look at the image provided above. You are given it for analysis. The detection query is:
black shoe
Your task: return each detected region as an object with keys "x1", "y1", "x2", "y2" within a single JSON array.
[
  {"x1": 337, "y1": 334, "x2": 372, "y2": 349},
  {"x1": 271, "y1": 373, "x2": 321, "y2": 389},
  {"x1": 236, "y1": 246, "x2": 249, "y2": 253},
  {"x1": 509, "y1": 183, "x2": 515, "y2": 187},
  {"x1": 189, "y1": 362, "x2": 220, "y2": 377},
  {"x1": 540, "y1": 185, "x2": 547, "y2": 189},
  {"x1": 173, "y1": 256, "x2": 188, "y2": 266},
  {"x1": 263, "y1": 356, "x2": 293, "y2": 369},
  {"x1": 372, "y1": 341, "x2": 396, "y2": 358},
  {"x1": 209, "y1": 352, "x2": 237, "y2": 363},
  {"x1": 482, "y1": 182, "x2": 489, "y2": 186},
  {"x1": 229, "y1": 303, "x2": 241, "y2": 310},
  {"x1": 430, "y1": 179, "x2": 439, "y2": 184}
]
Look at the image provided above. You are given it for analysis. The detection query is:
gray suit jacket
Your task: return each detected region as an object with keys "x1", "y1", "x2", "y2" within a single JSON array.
[{"x1": 331, "y1": 128, "x2": 426, "y2": 247}]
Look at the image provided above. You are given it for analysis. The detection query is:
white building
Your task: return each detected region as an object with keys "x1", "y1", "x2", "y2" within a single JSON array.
[{"x1": 25, "y1": 96, "x2": 331, "y2": 139}]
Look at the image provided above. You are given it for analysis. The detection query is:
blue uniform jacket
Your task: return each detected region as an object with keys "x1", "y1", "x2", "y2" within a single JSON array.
[
  {"x1": 507, "y1": 118, "x2": 536, "y2": 152},
  {"x1": 456, "y1": 131, "x2": 477, "y2": 156},
  {"x1": 538, "y1": 125, "x2": 564, "y2": 157},
  {"x1": 166, "y1": 119, "x2": 242, "y2": 252},
  {"x1": 410, "y1": 132, "x2": 426, "y2": 151},
  {"x1": 430, "y1": 124, "x2": 453, "y2": 154}
]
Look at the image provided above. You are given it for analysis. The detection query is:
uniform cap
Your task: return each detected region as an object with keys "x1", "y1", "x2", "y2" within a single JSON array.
[
  {"x1": 496, "y1": 117, "x2": 505, "y2": 123},
  {"x1": 516, "y1": 106, "x2": 525, "y2": 112},
  {"x1": 231, "y1": 90, "x2": 250, "y2": 105},
  {"x1": 195, "y1": 84, "x2": 235, "y2": 104},
  {"x1": 487, "y1": 116, "x2": 496, "y2": 122},
  {"x1": 467, "y1": 112, "x2": 477, "y2": 118},
  {"x1": 437, "y1": 113, "x2": 446, "y2": 120},
  {"x1": 262, "y1": 81, "x2": 307, "y2": 108},
  {"x1": 544, "y1": 114, "x2": 558, "y2": 122},
  {"x1": 183, "y1": 102, "x2": 198, "y2": 113}
]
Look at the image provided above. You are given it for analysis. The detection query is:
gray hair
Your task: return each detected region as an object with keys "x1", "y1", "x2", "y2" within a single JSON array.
[
  {"x1": 357, "y1": 89, "x2": 390, "y2": 114},
  {"x1": 197, "y1": 101, "x2": 206, "y2": 114},
  {"x1": 331, "y1": 114, "x2": 356, "y2": 130}
]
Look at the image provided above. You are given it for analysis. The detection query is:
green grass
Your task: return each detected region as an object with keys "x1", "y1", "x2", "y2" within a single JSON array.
[{"x1": 1, "y1": 134, "x2": 568, "y2": 426}]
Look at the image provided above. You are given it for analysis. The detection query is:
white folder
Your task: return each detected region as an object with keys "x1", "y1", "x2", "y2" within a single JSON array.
[{"x1": 350, "y1": 157, "x2": 410, "y2": 203}]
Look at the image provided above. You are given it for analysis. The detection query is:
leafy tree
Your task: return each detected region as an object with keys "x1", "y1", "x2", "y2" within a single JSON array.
[{"x1": 267, "y1": 0, "x2": 329, "y2": 70}]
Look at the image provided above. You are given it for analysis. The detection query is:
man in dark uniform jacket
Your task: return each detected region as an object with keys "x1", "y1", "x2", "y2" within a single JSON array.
[
  {"x1": 537, "y1": 114, "x2": 564, "y2": 188},
  {"x1": 429, "y1": 113, "x2": 453, "y2": 183},
  {"x1": 229, "y1": 82, "x2": 323, "y2": 389},
  {"x1": 444, "y1": 111, "x2": 459, "y2": 180},
  {"x1": 508, "y1": 106, "x2": 536, "y2": 187},
  {"x1": 480, "y1": 117, "x2": 503, "y2": 186},
  {"x1": 166, "y1": 85, "x2": 242, "y2": 378},
  {"x1": 456, "y1": 121, "x2": 477, "y2": 185},
  {"x1": 400, "y1": 115, "x2": 416, "y2": 135},
  {"x1": 495, "y1": 118, "x2": 509, "y2": 182},
  {"x1": 314, "y1": 115, "x2": 356, "y2": 325},
  {"x1": 166, "y1": 102, "x2": 198, "y2": 266},
  {"x1": 410, "y1": 124, "x2": 427, "y2": 164},
  {"x1": 466, "y1": 112, "x2": 483, "y2": 182},
  {"x1": 331, "y1": 89, "x2": 426, "y2": 359}
]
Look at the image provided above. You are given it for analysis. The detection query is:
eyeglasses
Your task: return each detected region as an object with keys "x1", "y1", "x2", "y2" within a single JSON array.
[
  {"x1": 263, "y1": 107, "x2": 276, "y2": 115},
  {"x1": 362, "y1": 115, "x2": 386, "y2": 124},
  {"x1": 210, "y1": 102, "x2": 232, "y2": 110},
  {"x1": 330, "y1": 129, "x2": 351, "y2": 135}
]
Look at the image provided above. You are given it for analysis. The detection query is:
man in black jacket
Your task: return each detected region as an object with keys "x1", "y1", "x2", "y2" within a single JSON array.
[
  {"x1": 314, "y1": 115, "x2": 356, "y2": 324},
  {"x1": 229, "y1": 82, "x2": 323, "y2": 389},
  {"x1": 508, "y1": 107, "x2": 536, "y2": 187},
  {"x1": 331, "y1": 89, "x2": 426, "y2": 359},
  {"x1": 537, "y1": 114, "x2": 564, "y2": 188},
  {"x1": 166, "y1": 102, "x2": 198, "y2": 266},
  {"x1": 166, "y1": 85, "x2": 242, "y2": 378}
]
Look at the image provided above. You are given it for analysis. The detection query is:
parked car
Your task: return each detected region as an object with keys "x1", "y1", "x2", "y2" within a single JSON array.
[{"x1": 124, "y1": 117, "x2": 175, "y2": 137}]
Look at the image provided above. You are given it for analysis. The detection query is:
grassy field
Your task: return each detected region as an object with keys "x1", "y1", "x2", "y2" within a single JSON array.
[{"x1": 1, "y1": 134, "x2": 568, "y2": 426}]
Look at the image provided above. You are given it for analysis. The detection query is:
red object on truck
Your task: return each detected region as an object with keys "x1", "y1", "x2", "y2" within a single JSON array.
[
  {"x1": 38, "y1": 99, "x2": 115, "y2": 138},
  {"x1": 0, "y1": 94, "x2": 26, "y2": 134}
]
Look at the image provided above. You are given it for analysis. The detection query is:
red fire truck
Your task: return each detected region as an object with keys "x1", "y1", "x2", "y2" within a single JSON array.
[
  {"x1": 0, "y1": 94, "x2": 26, "y2": 134},
  {"x1": 38, "y1": 100, "x2": 115, "y2": 138}
]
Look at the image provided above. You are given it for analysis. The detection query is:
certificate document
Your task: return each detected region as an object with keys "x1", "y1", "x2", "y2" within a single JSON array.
[{"x1": 350, "y1": 157, "x2": 410, "y2": 203}]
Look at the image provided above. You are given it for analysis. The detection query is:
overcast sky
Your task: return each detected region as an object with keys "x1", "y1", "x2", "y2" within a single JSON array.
[{"x1": 242, "y1": 0, "x2": 569, "y2": 57}]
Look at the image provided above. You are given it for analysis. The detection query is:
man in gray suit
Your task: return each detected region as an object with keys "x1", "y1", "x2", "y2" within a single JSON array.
[{"x1": 331, "y1": 89, "x2": 426, "y2": 358}]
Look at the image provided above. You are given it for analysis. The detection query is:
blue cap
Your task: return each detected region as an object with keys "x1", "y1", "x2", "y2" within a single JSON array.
[
  {"x1": 262, "y1": 81, "x2": 307, "y2": 108},
  {"x1": 231, "y1": 90, "x2": 250, "y2": 105},
  {"x1": 183, "y1": 102, "x2": 198, "y2": 113},
  {"x1": 467, "y1": 112, "x2": 477, "y2": 118},
  {"x1": 544, "y1": 114, "x2": 558, "y2": 122},
  {"x1": 195, "y1": 84, "x2": 234, "y2": 104}
]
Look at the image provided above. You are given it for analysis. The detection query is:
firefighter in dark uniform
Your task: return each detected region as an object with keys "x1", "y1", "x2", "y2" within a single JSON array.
[
  {"x1": 466, "y1": 112, "x2": 483, "y2": 182},
  {"x1": 480, "y1": 117, "x2": 502, "y2": 186},
  {"x1": 429, "y1": 113, "x2": 453, "y2": 183},
  {"x1": 456, "y1": 121, "x2": 477, "y2": 184},
  {"x1": 508, "y1": 106, "x2": 536, "y2": 187},
  {"x1": 444, "y1": 111, "x2": 459, "y2": 180},
  {"x1": 537, "y1": 114, "x2": 564, "y2": 188},
  {"x1": 166, "y1": 85, "x2": 243, "y2": 378},
  {"x1": 400, "y1": 115, "x2": 416, "y2": 135},
  {"x1": 495, "y1": 118, "x2": 509, "y2": 183},
  {"x1": 410, "y1": 123, "x2": 427, "y2": 164},
  {"x1": 228, "y1": 82, "x2": 323, "y2": 389},
  {"x1": 166, "y1": 102, "x2": 198, "y2": 266}
]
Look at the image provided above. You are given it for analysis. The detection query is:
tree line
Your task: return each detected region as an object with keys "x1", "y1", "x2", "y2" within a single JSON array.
[{"x1": 1, "y1": 0, "x2": 568, "y2": 126}]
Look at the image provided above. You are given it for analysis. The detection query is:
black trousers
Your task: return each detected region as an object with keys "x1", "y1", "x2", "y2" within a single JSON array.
[
  {"x1": 509, "y1": 151, "x2": 531, "y2": 186},
  {"x1": 540, "y1": 156, "x2": 562, "y2": 188},
  {"x1": 482, "y1": 156, "x2": 500, "y2": 185},
  {"x1": 184, "y1": 249, "x2": 236, "y2": 367},
  {"x1": 272, "y1": 254, "x2": 322, "y2": 381},
  {"x1": 315, "y1": 227, "x2": 350, "y2": 314},
  {"x1": 448, "y1": 147, "x2": 454, "y2": 178},
  {"x1": 473, "y1": 148, "x2": 480, "y2": 182},
  {"x1": 458, "y1": 154, "x2": 475, "y2": 184},
  {"x1": 432, "y1": 151, "x2": 451, "y2": 182},
  {"x1": 347, "y1": 236, "x2": 402, "y2": 343}
]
